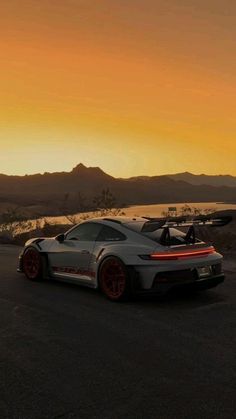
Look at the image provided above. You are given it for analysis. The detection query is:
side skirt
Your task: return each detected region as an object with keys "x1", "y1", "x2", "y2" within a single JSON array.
[{"x1": 50, "y1": 272, "x2": 97, "y2": 288}]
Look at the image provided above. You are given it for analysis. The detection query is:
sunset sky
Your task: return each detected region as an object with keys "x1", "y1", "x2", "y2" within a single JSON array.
[{"x1": 1, "y1": 0, "x2": 236, "y2": 177}]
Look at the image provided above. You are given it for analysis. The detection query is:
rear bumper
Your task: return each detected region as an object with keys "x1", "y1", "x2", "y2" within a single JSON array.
[
  {"x1": 133, "y1": 272, "x2": 225, "y2": 296},
  {"x1": 154, "y1": 274, "x2": 224, "y2": 294}
]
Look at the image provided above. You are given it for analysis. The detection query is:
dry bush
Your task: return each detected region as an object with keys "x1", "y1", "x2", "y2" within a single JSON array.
[{"x1": 0, "y1": 190, "x2": 126, "y2": 246}]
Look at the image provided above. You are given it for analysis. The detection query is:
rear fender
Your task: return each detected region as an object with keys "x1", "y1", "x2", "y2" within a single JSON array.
[
  {"x1": 96, "y1": 243, "x2": 156, "y2": 267},
  {"x1": 96, "y1": 254, "x2": 140, "y2": 292}
]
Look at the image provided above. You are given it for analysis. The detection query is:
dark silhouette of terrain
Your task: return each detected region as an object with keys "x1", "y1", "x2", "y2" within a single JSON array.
[
  {"x1": 0, "y1": 163, "x2": 236, "y2": 217},
  {"x1": 164, "y1": 172, "x2": 236, "y2": 188}
]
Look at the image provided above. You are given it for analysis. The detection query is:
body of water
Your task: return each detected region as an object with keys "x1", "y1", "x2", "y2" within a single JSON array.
[
  {"x1": 44, "y1": 201, "x2": 236, "y2": 226},
  {"x1": 122, "y1": 202, "x2": 236, "y2": 217}
]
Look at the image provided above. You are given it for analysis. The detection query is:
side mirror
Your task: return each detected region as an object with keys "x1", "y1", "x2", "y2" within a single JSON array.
[{"x1": 55, "y1": 233, "x2": 65, "y2": 243}]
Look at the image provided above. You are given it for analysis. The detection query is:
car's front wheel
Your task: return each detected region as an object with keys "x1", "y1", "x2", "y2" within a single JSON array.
[
  {"x1": 22, "y1": 247, "x2": 43, "y2": 281},
  {"x1": 99, "y1": 256, "x2": 131, "y2": 301}
]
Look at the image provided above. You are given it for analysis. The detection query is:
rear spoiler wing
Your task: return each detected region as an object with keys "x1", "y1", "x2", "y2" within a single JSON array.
[
  {"x1": 142, "y1": 215, "x2": 232, "y2": 229},
  {"x1": 141, "y1": 215, "x2": 232, "y2": 246}
]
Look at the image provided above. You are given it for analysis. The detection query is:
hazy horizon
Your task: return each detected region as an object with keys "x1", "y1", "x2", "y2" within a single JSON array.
[{"x1": 0, "y1": 162, "x2": 236, "y2": 178}]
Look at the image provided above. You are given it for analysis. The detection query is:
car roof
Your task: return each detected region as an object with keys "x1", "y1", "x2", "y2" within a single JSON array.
[{"x1": 87, "y1": 216, "x2": 151, "y2": 234}]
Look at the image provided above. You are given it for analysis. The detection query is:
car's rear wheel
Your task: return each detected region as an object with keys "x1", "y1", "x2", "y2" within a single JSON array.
[
  {"x1": 99, "y1": 256, "x2": 131, "y2": 301},
  {"x1": 22, "y1": 247, "x2": 43, "y2": 281}
]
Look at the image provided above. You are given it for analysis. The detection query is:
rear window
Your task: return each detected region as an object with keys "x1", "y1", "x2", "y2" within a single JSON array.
[{"x1": 96, "y1": 226, "x2": 126, "y2": 242}]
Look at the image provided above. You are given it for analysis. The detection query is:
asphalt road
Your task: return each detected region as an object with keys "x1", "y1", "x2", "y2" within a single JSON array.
[{"x1": 0, "y1": 245, "x2": 236, "y2": 419}]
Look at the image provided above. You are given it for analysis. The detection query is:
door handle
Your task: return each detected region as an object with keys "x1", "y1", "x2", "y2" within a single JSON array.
[{"x1": 80, "y1": 250, "x2": 90, "y2": 254}]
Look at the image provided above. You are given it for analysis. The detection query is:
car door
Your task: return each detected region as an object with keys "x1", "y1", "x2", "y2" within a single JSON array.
[{"x1": 48, "y1": 222, "x2": 102, "y2": 282}]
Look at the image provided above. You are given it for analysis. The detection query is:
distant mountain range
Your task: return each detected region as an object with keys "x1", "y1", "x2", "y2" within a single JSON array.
[
  {"x1": 0, "y1": 164, "x2": 235, "y2": 216},
  {"x1": 129, "y1": 171, "x2": 236, "y2": 187},
  {"x1": 165, "y1": 172, "x2": 236, "y2": 188}
]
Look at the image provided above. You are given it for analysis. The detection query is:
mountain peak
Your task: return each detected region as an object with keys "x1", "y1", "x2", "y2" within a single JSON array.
[
  {"x1": 71, "y1": 163, "x2": 87, "y2": 173},
  {"x1": 71, "y1": 163, "x2": 113, "y2": 179}
]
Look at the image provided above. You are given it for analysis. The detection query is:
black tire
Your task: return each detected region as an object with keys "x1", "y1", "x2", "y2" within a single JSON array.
[
  {"x1": 22, "y1": 247, "x2": 43, "y2": 281},
  {"x1": 98, "y1": 256, "x2": 131, "y2": 301}
]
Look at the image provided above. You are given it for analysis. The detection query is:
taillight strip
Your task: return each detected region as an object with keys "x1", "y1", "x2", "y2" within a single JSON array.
[{"x1": 150, "y1": 246, "x2": 216, "y2": 260}]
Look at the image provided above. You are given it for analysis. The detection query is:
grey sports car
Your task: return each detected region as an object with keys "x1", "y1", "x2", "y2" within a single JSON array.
[{"x1": 17, "y1": 215, "x2": 231, "y2": 301}]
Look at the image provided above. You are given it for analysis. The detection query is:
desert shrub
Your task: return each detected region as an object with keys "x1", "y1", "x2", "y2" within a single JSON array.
[
  {"x1": 0, "y1": 190, "x2": 126, "y2": 245},
  {"x1": 161, "y1": 204, "x2": 216, "y2": 218},
  {"x1": 0, "y1": 207, "x2": 34, "y2": 243},
  {"x1": 92, "y1": 188, "x2": 125, "y2": 217},
  {"x1": 13, "y1": 222, "x2": 70, "y2": 246},
  {"x1": 61, "y1": 188, "x2": 125, "y2": 224}
]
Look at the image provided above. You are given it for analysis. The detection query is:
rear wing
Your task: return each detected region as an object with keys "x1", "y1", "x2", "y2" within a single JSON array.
[
  {"x1": 142, "y1": 215, "x2": 232, "y2": 229},
  {"x1": 141, "y1": 215, "x2": 232, "y2": 246}
]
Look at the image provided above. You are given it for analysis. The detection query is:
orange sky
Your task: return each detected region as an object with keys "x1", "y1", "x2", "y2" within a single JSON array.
[{"x1": 0, "y1": 0, "x2": 236, "y2": 177}]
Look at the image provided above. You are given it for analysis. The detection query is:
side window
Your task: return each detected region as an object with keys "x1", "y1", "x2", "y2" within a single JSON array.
[
  {"x1": 66, "y1": 223, "x2": 102, "y2": 241},
  {"x1": 96, "y1": 226, "x2": 126, "y2": 242}
]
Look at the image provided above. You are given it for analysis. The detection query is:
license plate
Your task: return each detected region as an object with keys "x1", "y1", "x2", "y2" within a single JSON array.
[{"x1": 197, "y1": 266, "x2": 212, "y2": 278}]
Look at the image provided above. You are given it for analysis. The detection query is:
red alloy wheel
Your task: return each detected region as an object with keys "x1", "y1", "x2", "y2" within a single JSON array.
[
  {"x1": 99, "y1": 257, "x2": 129, "y2": 301},
  {"x1": 23, "y1": 247, "x2": 42, "y2": 280}
]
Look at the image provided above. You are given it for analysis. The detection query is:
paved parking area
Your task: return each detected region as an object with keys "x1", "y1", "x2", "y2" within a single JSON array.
[{"x1": 0, "y1": 245, "x2": 236, "y2": 419}]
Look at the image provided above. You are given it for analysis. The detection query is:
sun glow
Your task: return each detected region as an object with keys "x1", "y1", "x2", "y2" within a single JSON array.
[{"x1": 1, "y1": 1, "x2": 236, "y2": 176}]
